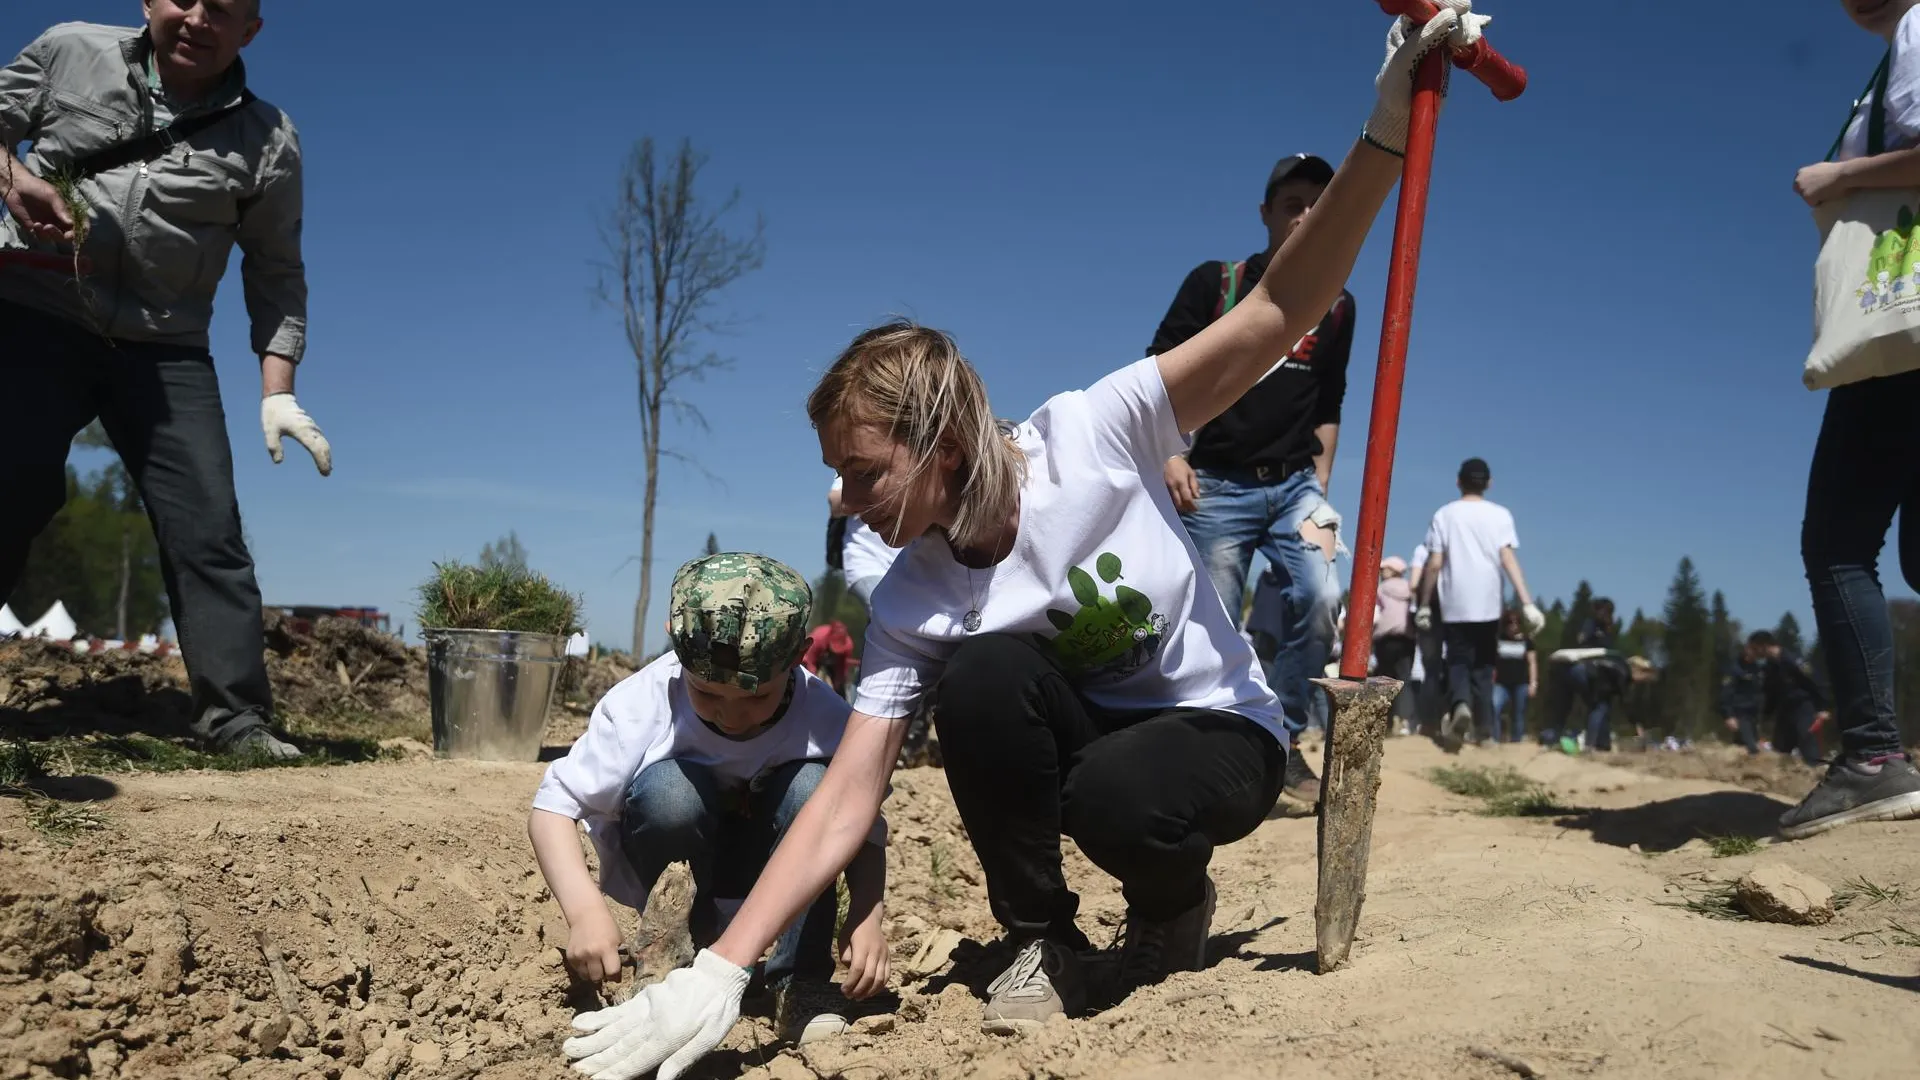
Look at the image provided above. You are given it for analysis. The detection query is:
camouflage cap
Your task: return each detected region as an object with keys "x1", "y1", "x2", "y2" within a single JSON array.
[{"x1": 668, "y1": 553, "x2": 813, "y2": 692}]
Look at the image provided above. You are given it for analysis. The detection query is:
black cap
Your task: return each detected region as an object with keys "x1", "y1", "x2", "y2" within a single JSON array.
[
  {"x1": 1458, "y1": 457, "x2": 1491, "y2": 483},
  {"x1": 1264, "y1": 154, "x2": 1335, "y2": 204}
]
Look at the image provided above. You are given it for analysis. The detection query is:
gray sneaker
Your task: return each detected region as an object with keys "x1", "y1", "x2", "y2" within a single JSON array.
[
  {"x1": 1779, "y1": 754, "x2": 1920, "y2": 840},
  {"x1": 775, "y1": 980, "x2": 849, "y2": 1045},
  {"x1": 226, "y1": 728, "x2": 302, "y2": 761},
  {"x1": 981, "y1": 938, "x2": 1084, "y2": 1035},
  {"x1": 1118, "y1": 876, "x2": 1216, "y2": 992}
]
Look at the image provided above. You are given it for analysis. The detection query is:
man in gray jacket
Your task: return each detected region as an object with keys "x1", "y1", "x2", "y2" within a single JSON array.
[{"x1": 0, "y1": 1, "x2": 327, "y2": 758}]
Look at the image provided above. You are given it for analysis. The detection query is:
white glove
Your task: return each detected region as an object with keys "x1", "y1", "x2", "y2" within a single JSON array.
[
  {"x1": 1364, "y1": 1, "x2": 1492, "y2": 156},
  {"x1": 1414, "y1": 607, "x2": 1433, "y2": 631},
  {"x1": 261, "y1": 393, "x2": 332, "y2": 476},
  {"x1": 1522, "y1": 602, "x2": 1546, "y2": 636},
  {"x1": 563, "y1": 949, "x2": 749, "y2": 1080}
]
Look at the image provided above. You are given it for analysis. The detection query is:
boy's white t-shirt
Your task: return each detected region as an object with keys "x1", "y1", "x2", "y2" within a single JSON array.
[
  {"x1": 1840, "y1": 7, "x2": 1920, "y2": 161},
  {"x1": 1422, "y1": 498, "x2": 1518, "y2": 625},
  {"x1": 851, "y1": 358, "x2": 1284, "y2": 743},
  {"x1": 532, "y1": 654, "x2": 872, "y2": 909}
]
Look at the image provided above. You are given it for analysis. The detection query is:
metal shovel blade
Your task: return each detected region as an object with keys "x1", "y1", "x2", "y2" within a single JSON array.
[{"x1": 1310, "y1": 675, "x2": 1401, "y2": 973}]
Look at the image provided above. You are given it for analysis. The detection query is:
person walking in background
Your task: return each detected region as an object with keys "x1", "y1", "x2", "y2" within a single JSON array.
[
  {"x1": 1, "y1": 6, "x2": 328, "y2": 760},
  {"x1": 1373, "y1": 556, "x2": 1417, "y2": 729},
  {"x1": 1491, "y1": 608, "x2": 1536, "y2": 744},
  {"x1": 1415, "y1": 459, "x2": 1544, "y2": 751},
  {"x1": 1148, "y1": 152, "x2": 1359, "y2": 804},
  {"x1": 1748, "y1": 630, "x2": 1829, "y2": 769},
  {"x1": 1407, "y1": 542, "x2": 1445, "y2": 736},
  {"x1": 1545, "y1": 650, "x2": 1658, "y2": 753},
  {"x1": 1720, "y1": 633, "x2": 1767, "y2": 755},
  {"x1": 1773, "y1": 0, "x2": 1920, "y2": 839}
]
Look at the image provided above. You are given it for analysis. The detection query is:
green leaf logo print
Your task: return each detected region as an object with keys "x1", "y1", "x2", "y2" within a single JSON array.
[
  {"x1": 1859, "y1": 205, "x2": 1920, "y2": 312},
  {"x1": 1043, "y1": 553, "x2": 1170, "y2": 679}
]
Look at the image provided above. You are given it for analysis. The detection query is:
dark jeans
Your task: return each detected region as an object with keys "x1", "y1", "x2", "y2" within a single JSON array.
[
  {"x1": 1550, "y1": 663, "x2": 1614, "y2": 751},
  {"x1": 934, "y1": 634, "x2": 1284, "y2": 941},
  {"x1": 0, "y1": 300, "x2": 271, "y2": 743},
  {"x1": 1443, "y1": 620, "x2": 1499, "y2": 738},
  {"x1": 1415, "y1": 621, "x2": 1447, "y2": 733},
  {"x1": 1729, "y1": 708, "x2": 1761, "y2": 754},
  {"x1": 619, "y1": 757, "x2": 836, "y2": 989},
  {"x1": 1375, "y1": 634, "x2": 1416, "y2": 723},
  {"x1": 1801, "y1": 368, "x2": 1919, "y2": 763}
]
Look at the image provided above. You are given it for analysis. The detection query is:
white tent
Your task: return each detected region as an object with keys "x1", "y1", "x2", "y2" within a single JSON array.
[
  {"x1": 566, "y1": 630, "x2": 590, "y2": 658},
  {"x1": 0, "y1": 604, "x2": 22, "y2": 637},
  {"x1": 23, "y1": 601, "x2": 78, "y2": 642}
]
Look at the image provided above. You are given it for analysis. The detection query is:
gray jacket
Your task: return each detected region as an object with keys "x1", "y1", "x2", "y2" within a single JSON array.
[{"x1": 0, "y1": 22, "x2": 305, "y2": 360}]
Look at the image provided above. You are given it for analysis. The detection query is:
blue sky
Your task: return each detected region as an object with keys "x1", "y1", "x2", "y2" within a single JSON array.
[{"x1": 20, "y1": 0, "x2": 1915, "y2": 650}]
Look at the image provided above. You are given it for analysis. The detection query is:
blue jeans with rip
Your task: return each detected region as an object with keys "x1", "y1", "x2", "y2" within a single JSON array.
[
  {"x1": 1801, "y1": 369, "x2": 1919, "y2": 764},
  {"x1": 1491, "y1": 682, "x2": 1530, "y2": 743},
  {"x1": 619, "y1": 758, "x2": 837, "y2": 989},
  {"x1": 1180, "y1": 466, "x2": 1342, "y2": 741}
]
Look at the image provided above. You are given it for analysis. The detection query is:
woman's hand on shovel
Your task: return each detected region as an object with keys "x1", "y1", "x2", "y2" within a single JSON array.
[{"x1": 1365, "y1": 0, "x2": 1493, "y2": 156}]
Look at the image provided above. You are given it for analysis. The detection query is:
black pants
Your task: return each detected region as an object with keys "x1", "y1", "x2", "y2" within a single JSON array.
[
  {"x1": 0, "y1": 301, "x2": 272, "y2": 743},
  {"x1": 1444, "y1": 620, "x2": 1499, "y2": 737},
  {"x1": 1374, "y1": 634, "x2": 1416, "y2": 722},
  {"x1": 1772, "y1": 702, "x2": 1822, "y2": 766},
  {"x1": 934, "y1": 634, "x2": 1284, "y2": 942},
  {"x1": 1415, "y1": 622, "x2": 1447, "y2": 733},
  {"x1": 1801, "y1": 368, "x2": 1919, "y2": 762},
  {"x1": 1729, "y1": 707, "x2": 1761, "y2": 754}
]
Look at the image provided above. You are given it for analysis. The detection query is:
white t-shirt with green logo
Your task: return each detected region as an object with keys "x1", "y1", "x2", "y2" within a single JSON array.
[{"x1": 851, "y1": 358, "x2": 1285, "y2": 743}]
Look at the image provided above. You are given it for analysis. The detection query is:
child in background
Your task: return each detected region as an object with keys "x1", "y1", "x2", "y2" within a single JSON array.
[
  {"x1": 1491, "y1": 608, "x2": 1536, "y2": 744},
  {"x1": 528, "y1": 553, "x2": 888, "y2": 1046}
]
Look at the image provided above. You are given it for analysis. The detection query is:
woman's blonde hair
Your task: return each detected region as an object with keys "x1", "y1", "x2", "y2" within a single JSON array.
[{"x1": 807, "y1": 320, "x2": 1024, "y2": 551}]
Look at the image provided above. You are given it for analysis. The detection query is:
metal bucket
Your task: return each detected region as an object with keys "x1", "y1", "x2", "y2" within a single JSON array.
[{"x1": 424, "y1": 628, "x2": 566, "y2": 761}]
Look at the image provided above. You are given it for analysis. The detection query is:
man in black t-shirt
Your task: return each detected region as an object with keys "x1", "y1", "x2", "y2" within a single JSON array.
[{"x1": 1148, "y1": 153, "x2": 1357, "y2": 804}]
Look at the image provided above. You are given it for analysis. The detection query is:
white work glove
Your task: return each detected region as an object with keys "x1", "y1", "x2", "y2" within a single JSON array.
[
  {"x1": 1414, "y1": 607, "x2": 1433, "y2": 631},
  {"x1": 261, "y1": 393, "x2": 333, "y2": 476},
  {"x1": 1364, "y1": 0, "x2": 1491, "y2": 156},
  {"x1": 1521, "y1": 602, "x2": 1546, "y2": 636},
  {"x1": 563, "y1": 949, "x2": 749, "y2": 1080}
]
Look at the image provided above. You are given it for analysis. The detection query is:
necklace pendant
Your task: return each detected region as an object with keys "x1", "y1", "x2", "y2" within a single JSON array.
[{"x1": 962, "y1": 609, "x2": 982, "y2": 633}]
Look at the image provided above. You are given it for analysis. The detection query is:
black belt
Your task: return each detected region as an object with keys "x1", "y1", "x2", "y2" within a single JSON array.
[{"x1": 1197, "y1": 460, "x2": 1315, "y2": 485}]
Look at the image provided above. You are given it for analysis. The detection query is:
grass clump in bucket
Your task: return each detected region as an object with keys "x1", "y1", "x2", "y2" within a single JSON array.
[{"x1": 417, "y1": 561, "x2": 582, "y2": 635}]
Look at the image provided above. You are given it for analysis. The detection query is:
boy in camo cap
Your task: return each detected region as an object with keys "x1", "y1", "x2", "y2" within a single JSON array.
[{"x1": 530, "y1": 553, "x2": 888, "y2": 1046}]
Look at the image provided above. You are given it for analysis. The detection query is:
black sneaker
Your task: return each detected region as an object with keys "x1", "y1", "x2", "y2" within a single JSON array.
[
  {"x1": 1282, "y1": 749, "x2": 1321, "y2": 805},
  {"x1": 1117, "y1": 876, "x2": 1216, "y2": 993},
  {"x1": 1778, "y1": 754, "x2": 1920, "y2": 840}
]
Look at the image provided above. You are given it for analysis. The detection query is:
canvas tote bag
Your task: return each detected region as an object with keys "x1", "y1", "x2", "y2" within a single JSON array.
[{"x1": 1806, "y1": 53, "x2": 1920, "y2": 390}]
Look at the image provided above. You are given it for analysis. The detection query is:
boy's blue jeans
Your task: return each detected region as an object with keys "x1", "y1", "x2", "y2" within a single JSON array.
[
  {"x1": 1180, "y1": 465, "x2": 1342, "y2": 740},
  {"x1": 618, "y1": 758, "x2": 837, "y2": 989}
]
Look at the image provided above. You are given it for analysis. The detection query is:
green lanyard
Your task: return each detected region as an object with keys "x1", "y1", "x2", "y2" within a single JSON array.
[{"x1": 1829, "y1": 50, "x2": 1892, "y2": 162}]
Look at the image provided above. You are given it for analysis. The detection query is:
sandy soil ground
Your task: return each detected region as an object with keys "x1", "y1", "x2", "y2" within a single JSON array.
[{"x1": 4, "y1": 733, "x2": 1917, "y2": 1080}]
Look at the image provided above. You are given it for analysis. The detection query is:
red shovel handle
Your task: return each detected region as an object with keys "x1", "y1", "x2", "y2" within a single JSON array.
[{"x1": 1377, "y1": 0, "x2": 1528, "y2": 102}]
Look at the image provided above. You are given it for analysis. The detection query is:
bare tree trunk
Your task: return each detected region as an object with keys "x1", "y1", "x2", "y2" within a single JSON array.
[
  {"x1": 116, "y1": 524, "x2": 131, "y2": 640},
  {"x1": 633, "y1": 450, "x2": 659, "y2": 658}
]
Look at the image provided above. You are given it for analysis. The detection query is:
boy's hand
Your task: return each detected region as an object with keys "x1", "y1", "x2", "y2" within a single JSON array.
[
  {"x1": 1795, "y1": 162, "x2": 1852, "y2": 207},
  {"x1": 565, "y1": 905, "x2": 625, "y2": 985},
  {"x1": 838, "y1": 901, "x2": 889, "y2": 1000},
  {"x1": 1163, "y1": 456, "x2": 1201, "y2": 514}
]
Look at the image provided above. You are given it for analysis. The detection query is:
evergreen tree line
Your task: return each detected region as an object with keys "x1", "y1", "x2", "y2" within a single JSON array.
[{"x1": 1529, "y1": 557, "x2": 1920, "y2": 749}]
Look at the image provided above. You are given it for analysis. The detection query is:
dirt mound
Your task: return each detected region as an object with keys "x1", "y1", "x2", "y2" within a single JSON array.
[
  {"x1": 1594, "y1": 744, "x2": 1826, "y2": 800},
  {"x1": 263, "y1": 614, "x2": 431, "y2": 729},
  {"x1": 0, "y1": 638, "x2": 193, "y2": 736}
]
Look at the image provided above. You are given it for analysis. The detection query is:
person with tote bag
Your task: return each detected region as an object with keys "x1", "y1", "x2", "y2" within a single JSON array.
[{"x1": 1779, "y1": 0, "x2": 1920, "y2": 839}]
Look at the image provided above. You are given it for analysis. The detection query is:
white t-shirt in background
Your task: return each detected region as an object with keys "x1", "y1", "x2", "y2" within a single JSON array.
[
  {"x1": 852, "y1": 358, "x2": 1284, "y2": 744},
  {"x1": 1422, "y1": 498, "x2": 1519, "y2": 625},
  {"x1": 1839, "y1": 6, "x2": 1920, "y2": 161},
  {"x1": 532, "y1": 654, "x2": 874, "y2": 908}
]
